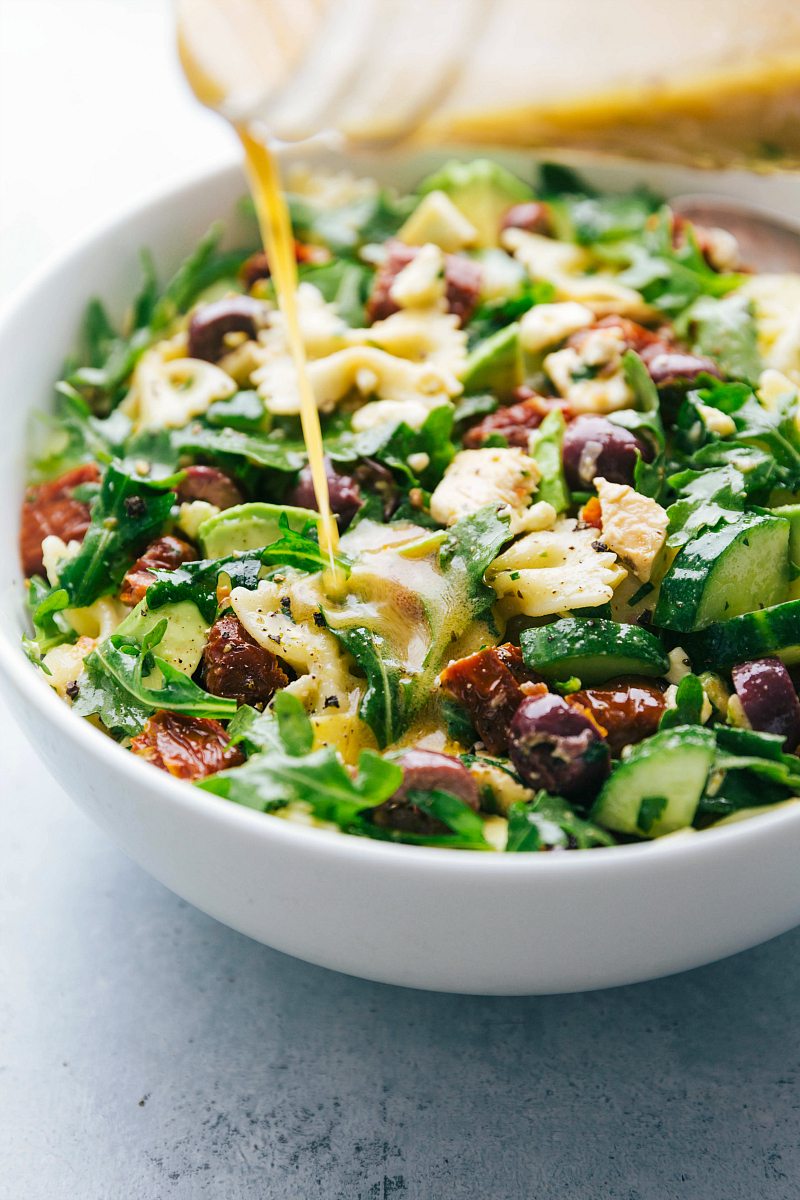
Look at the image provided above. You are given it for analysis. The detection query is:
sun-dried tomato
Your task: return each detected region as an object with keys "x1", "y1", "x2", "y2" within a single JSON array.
[
  {"x1": 463, "y1": 392, "x2": 568, "y2": 449},
  {"x1": 202, "y1": 612, "x2": 288, "y2": 707},
  {"x1": 120, "y1": 535, "x2": 197, "y2": 607},
  {"x1": 239, "y1": 242, "x2": 330, "y2": 290},
  {"x1": 20, "y1": 463, "x2": 101, "y2": 577},
  {"x1": 130, "y1": 710, "x2": 244, "y2": 780},
  {"x1": 579, "y1": 496, "x2": 603, "y2": 530},
  {"x1": 566, "y1": 677, "x2": 667, "y2": 756},
  {"x1": 440, "y1": 643, "x2": 542, "y2": 754}
]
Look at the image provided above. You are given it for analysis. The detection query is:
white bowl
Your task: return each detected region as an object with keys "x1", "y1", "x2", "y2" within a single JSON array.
[{"x1": 4, "y1": 150, "x2": 800, "y2": 995}]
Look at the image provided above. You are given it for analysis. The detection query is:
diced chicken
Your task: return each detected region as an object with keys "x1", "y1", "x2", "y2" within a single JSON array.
[
  {"x1": 544, "y1": 324, "x2": 634, "y2": 414},
  {"x1": 595, "y1": 477, "x2": 668, "y2": 582},
  {"x1": 519, "y1": 301, "x2": 595, "y2": 354},
  {"x1": 389, "y1": 243, "x2": 446, "y2": 309},
  {"x1": 429, "y1": 447, "x2": 541, "y2": 531}
]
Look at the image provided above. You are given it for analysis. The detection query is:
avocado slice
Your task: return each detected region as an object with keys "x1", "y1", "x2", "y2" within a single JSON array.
[
  {"x1": 417, "y1": 159, "x2": 533, "y2": 248},
  {"x1": 114, "y1": 599, "x2": 210, "y2": 678},
  {"x1": 461, "y1": 322, "x2": 522, "y2": 396},
  {"x1": 198, "y1": 502, "x2": 316, "y2": 557},
  {"x1": 773, "y1": 502, "x2": 800, "y2": 598}
]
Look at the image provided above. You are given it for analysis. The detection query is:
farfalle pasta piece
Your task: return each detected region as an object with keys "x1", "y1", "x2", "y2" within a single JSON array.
[{"x1": 488, "y1": 519, "x2": 626, "y2": 621}]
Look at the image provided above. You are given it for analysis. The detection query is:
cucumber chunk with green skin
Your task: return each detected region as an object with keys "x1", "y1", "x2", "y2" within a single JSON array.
[
  {"x1": 771, "y1": 503, "x2": 800, "y2": 596},
  {"x1": 461, "y1": 323, "x2": 521, "y2": 396},
  {"x1": 590, "y1": 726, "x2": 716, "y2": 837},
  {"x1": 654, "y1": 513, "x2": 789, "y2": 632},
  {"x1": 685, "y1": 599, "x2": 800, "y2": 671},
  {"x1": 520, "y1": 618, "x2": 669, "y2": 685},
  {"x1": 198, "y1": 502, "x2": 316, "y2": 557}
]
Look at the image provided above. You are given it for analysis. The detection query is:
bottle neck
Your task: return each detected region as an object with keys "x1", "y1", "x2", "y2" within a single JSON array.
[{"x1": 220, "y1": 0, "x2": 491, "y2": 145}]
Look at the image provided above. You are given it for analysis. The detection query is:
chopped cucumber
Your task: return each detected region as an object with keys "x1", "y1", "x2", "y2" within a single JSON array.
[
  {"x1": 685, "y1": 599, "x2": 800, "y2": 671},
  {"x1": 198, "y1": 502, "x2": 316, "y2": 557},
  {"x1": 772, "y1": 502, "x2": 800, "y2": 597},
  {"x1": 520, "y1": 618, "x2": 669, "y2": 685},
  {"x1": 654, "y1": 513, "x2": 789, "y2": 632},
  {"x1": 461, "y1": 323, "x2": 522, "y2": 396},
  {"x1": 590, "y1": 726, "x2": 716, "y2": 837}
]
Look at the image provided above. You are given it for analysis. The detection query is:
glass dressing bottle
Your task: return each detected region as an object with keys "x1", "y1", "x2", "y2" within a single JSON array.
[{"x1": 177, "y1": 0, "x2": 800, "y2": 169}]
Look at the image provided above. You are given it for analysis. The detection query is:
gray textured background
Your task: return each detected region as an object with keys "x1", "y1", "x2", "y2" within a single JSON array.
[
  {"x1": 2, "y1": 3, "x2": 800, "y2": 1196},
  {"x1": 3, "y1": 752, "x2": 800, "y2": 1199}
]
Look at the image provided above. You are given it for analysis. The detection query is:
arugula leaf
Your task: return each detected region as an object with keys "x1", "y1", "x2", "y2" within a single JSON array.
[
  {"x1": 677, "y1": 293, "x2": 761, "y2": 383},
  {"x1": 287, "y1": 188, "x2": 414, "y2": 258},
  {"x1": 466, "y1": 280, "x2": 555, "y2": 347},
  {"x1": 144, "y1": 518, "x2": 343, "y2": 621},
  {"x1": 330, "y1": 625, "x2": 404, "y2": 749},
  {"x1": 272, "y1": 690, "x2": 315, "y2": 756},
  {"x1": 506, "y1": 792, "x2": 615, "y2": 851},
  {"x1": 72, "y1": 652, "x2": 152, "y2": 738},
  {"x1": 612, "y1": 210, "x2": 746, "y2": 317},
  {"x1": 660, "y1": 674, "x2": 705, "y2": 729},
  {"x1": 226, "y1": 703, "x2": 283, "y2": 755},
  {"x1": 297, "y1": 258, "x2": 372, "y2": 326},
  {"x1": 201, "y1": 732, "x2": 402, "y2": 824},
  {"x1": 206, "y1": 390, "x2": 266, "y2": 432},
  {"x1": 549, "y1": 190, "x2": 661, "y2": 246},
  {"x1": 665, "y1": 464, "x2": 746, "y2": 546},
  {"x1": 53, "y1": 464, "x2": 176, "y2": 609},
  {"x1": 696, "y1": 725, "x2": 800, "y2": 819},
  {"x1": 327, "y1": 405, "x2": 456, "y2": 493},
  {"x1": 174, "y1": 424, "x2": 306, "y2": 473},
  {"x1": 609, "y1": 351, "x2": 666, "y2": 498},
  {"x1": 403, "y1": 789, "x2": 489, "y2": 847},
  {"x1": 26, "y1": 578, "x2": 74, "y2": 655},
  {"x1": 442, "y1": 697, "x2": 478, "y2": 747},
  {"x1": 527, "y1": 409, "x2": 570, "y2": 512},
  {"x1": 64, "y1": 228, "x2": 255, "y2": 413},
  {"x1": 260, "y1": 514, "x2": 352, "y2": 576},
  {"x1": 77, "y1": 618, "x2": 236, "y2": 727},
  {"x1": 439, "y1": 504, "x2": 514, "y2": 623},
  {"x1": 452, "y1": 393, "x2": 498, "y2": 438},
  {"x1": 697, "y1": 378, "x2": 800, "y2": 480},
  {"x1": 146, "y1": 553, "x2": 263, "y2": 623}
]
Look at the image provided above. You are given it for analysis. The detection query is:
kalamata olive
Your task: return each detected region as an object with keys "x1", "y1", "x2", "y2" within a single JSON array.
[
  {"x1": 351, "y1": 458, "x2": 399, "y2": 518},
  {"x1": 731, "y1": 658, "x2": 800, "y2": 750},
  {"x1": 176, "y1": 465, "x2": 244, "y2": 509},
  {"x1": 187, "y1": 296, "x2": 267, "y2": 362},
  {"x1": 508, "y1": 693, "x2": 610, "y2": 800},
  {"x1": 500, "y1": 201, "x2": 553, "y2": 236},
  {"x1": 643, "y1": 350, "x2": 723, "y2": 388},
  {"x1": 562, "y1": 415, "x2": 651, "y2": 489},
  {"x1": 372, "y1": 748, "x2": 480, "y2": 834},
  {"x1": 285, "y1": 457, "x2": 363, "y2": 531}
]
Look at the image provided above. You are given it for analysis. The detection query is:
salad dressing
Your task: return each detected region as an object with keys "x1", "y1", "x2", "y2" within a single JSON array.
[
  {"x1": 179, "y1": 24, "x2": 343, "y2": 591},
  {"x1": 236, "y1": 126, "x2": 343, "y2": 586}
]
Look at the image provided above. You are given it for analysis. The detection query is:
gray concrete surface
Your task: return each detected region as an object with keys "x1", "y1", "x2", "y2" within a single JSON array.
[{"x1": 2, "y1": 680, "x2": 800, "y2": 1199}]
